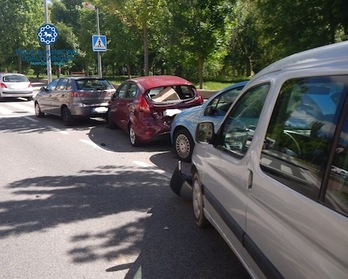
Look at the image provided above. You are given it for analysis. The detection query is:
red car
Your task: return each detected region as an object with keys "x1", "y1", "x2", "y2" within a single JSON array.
[{"x1": 108, "y1": 75, "x2": 203, "y2": 146}]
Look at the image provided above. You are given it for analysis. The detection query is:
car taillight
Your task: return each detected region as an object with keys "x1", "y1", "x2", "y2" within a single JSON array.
[
  {"x1": 0, "y1": 82, "x2": 7, "y2": 88},
  {"x1": 137, "y1": 96, "x2": 151, "y2": 113},
  {"x1": 198, "y1": 95, "x2": 203, "y2": 103},
  {"x1": 71, "y1": 92, "x2": 89, "y2": 97}
]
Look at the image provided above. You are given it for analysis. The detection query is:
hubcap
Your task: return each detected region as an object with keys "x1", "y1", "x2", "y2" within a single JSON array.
[
  {"x1": 129, "y1": 127, "x2": 136, "y2": 145},
  {"x1": 175, "y1": 134, "x2": 190, "y2": 159},
  {"x1": 193, "y1": 180, "x2": 202, "y2": 219},
  {"x1": 35, "y1": 104, "x2": 40, "y2": 115}
]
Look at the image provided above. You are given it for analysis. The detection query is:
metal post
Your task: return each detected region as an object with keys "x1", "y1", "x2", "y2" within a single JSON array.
[
  {"x1": 96, "y1": 6, "x2": 102, "y2": 78},
  {"x1": 44, "y1": 0, "x2": 52, "y2": 83}
]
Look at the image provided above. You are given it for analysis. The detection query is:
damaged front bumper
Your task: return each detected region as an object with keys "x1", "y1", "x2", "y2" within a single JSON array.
[{"x1": 170, "y1": 161, "x2": 193, "y2": 201}]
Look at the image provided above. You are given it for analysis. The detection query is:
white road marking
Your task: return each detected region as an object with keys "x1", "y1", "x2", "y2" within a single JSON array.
[
  {"x1": 0, "y1": 107, "x2": 12, "y2": 114},
  {"x1": 8, "y1": 103, "x2": 34, "y2": 113},
  {"x1": 280, "y1": 164, "x2": 292, "y2": 175},
  {"x1": 79, "y1": 139, "x2": 113, "y2": 153},
  {"x1": 132, "y1": 160, "x2": 169, "y2": 177},
  {"x1": 47, "y1": 125, "x2": 69, "y2": 134}
]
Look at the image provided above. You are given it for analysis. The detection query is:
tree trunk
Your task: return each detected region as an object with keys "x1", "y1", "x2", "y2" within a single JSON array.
[
  {"x1": 198, "y1": 52, "x2": 203, "y2": 89},
  {"x1": 143, "y1": 27, "x2": 149, "y2": 76}
]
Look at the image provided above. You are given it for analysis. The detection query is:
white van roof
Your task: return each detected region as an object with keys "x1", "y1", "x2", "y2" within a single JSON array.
[{"x1": 253, "y1": 41, "x2": 348, "y2": 80}]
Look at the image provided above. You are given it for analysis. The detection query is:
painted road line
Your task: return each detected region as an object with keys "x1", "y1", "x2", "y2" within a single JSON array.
[
  {"x1": 79, "y1": 139, "x2": 113, "y2": 153},
  {"x1": 0, "y1": 107, "x2": 12, "y2": 114},
  {"x1": 47, "y1": 125, "x2": 70, "y2": 134},
  {"x1": 8, "y1": 103, "x2": 34, "y2": 113},
  {"x1": 132, "y1": 160, "x2": 170, "y2": 178}
]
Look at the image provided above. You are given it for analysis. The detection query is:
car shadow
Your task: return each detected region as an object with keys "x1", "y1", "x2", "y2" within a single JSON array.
[{"x1": 2, "y1": 165, "x2": 250, "y2": 278}]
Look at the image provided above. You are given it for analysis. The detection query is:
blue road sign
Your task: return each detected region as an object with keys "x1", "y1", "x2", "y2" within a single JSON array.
[
  {"x1": 92, "y1": 35, "x2": 107, "y2": 52},
  {"x1": 37, "y1": 24, "x2": 59, "y2": 45}
]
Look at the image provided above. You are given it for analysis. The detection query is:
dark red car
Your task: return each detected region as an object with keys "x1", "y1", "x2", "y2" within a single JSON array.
[{"x1": 108, "y1": 75, "x2": 203, "y2": 146}]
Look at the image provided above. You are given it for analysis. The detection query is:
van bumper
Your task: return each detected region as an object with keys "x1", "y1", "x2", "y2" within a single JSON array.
[{"x1": 170, "y1": 161, "x2": 193, "y2": 201}]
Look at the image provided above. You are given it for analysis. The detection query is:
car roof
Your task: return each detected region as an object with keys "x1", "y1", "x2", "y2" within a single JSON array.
[
  {"x1": 252, "y1": 41, "x2": 348, "y2": 80},
  {"x1": 0, "y1": 73, "x2": 26, "y2": 76},
  {"x1": 127, "y1": 75, "x2": 194, "y2": 91}
]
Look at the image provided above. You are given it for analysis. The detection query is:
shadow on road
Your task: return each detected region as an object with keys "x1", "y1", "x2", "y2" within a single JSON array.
[{"x1": 1, "y1": 164, "x2": 250, "y2": 278}]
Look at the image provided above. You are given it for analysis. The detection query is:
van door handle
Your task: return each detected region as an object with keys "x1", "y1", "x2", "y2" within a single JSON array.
[{"x1": 247, "y1": 169, "x2": 253, "y2": 189}]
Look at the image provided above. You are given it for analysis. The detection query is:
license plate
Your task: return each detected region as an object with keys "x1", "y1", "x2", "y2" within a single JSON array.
[
  {"x1": 164, "y1": 109, "x2": 181, "y2": 116},
  {"x1": 93, "y1": 107, "x2": 107, "y2": 113}
]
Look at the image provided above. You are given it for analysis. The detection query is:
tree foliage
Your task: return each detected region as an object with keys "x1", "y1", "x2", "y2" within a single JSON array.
[{"x1": 0, "y1": 0, "x2": 347, "y2": 83}]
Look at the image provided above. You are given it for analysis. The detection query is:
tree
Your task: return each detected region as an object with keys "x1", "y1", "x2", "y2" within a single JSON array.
[
  {"x1": 167, "y1": 0, "x2": 227, "y2": 88},
  {"x1": 0, "y1": 0, "x2": 43, "y2": 72},
  {"x1": 101, "y1": 0, "x2": 168, "y2": 76}
]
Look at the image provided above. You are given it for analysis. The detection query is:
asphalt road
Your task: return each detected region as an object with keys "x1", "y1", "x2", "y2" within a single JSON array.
[{"x1": 0, "y1": 98, "x2": 250, "y2": 279}]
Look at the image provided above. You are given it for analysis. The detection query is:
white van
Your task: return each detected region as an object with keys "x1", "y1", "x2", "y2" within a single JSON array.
[{"x1": 170, "y1": 41, "x2": 348, "y2": 278}]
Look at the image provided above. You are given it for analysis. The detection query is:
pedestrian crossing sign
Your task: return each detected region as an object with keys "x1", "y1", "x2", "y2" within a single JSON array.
[{"x1": 92, "y1": 35, "x2": 107, "y2": 52}]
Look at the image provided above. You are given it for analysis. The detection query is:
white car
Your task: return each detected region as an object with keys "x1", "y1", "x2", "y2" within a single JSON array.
[
  {"x1": 0, "y1": 73, "x2": 33, "y2": 101},
  {"x1": 171, "y1": 41, "x2": 348, "y2": 278}
]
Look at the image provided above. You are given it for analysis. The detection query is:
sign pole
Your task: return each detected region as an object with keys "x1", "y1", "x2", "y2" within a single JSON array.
[
  {"x1": 44, "y1": 0, "x2": 52, "y2": 83},
  {"x1": 96, "y1": 6, "x2": 102, "y2": 78}
]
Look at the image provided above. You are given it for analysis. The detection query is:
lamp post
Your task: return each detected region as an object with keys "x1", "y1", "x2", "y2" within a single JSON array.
[
  {"x1": 82, "y1": 2, "x2": 102, "y2": 78},
  {"x1": 43, "y1": 0, "x2": 52, "y2": 83}
]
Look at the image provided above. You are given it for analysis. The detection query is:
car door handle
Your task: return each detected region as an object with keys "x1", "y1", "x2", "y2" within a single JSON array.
[{"x1": 247, "y1": 169, "x2": 253, "y2": 189}]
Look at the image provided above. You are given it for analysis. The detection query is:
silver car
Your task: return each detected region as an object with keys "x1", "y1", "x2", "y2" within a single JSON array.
[
  {"x1": 0, "y1": 73, "x2": 33, "y2": 101},
  {"x1": 171, "y1": 41, "x2": 348, "y2": 278},
  {"x1": 34, "y1": 77, "x2": 116, "y2": 125}
]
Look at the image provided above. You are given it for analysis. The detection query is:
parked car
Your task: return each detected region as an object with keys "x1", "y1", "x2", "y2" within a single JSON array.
[
  {"x1": 0, "y1": 73, "x2": 33, "y2": 101},
  {"x1": 34, "y1": 77, "x2": 116, "y2": 125},
  {"x1": 170, "y1": 41, "x2": 348, "y2": 278},
  {"x1": 170, "y1": 81, "x2": 247, "y2": 161},
  {"x1": 108, "y1": 75, "x2": 203, "y2": 146}
]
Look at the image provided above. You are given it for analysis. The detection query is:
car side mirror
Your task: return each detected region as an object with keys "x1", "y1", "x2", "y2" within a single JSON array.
[{"x1": 196, "y1": 122, "x2": 214, "y2": 143}]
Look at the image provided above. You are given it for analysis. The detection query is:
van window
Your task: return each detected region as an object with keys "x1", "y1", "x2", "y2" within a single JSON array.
[
  {"x1": 260, "y1": 77, "x2": 346, "y2": 200},
  {"x1": 327, "y1": 112, "x2": 348, "y2": 216},
  {"x1": 218, "y1": 84, "x2": 269, "y2": 156}
]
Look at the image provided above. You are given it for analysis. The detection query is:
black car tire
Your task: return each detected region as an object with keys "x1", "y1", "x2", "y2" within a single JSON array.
[
  {"x1": 107, "y1": 109, "x2": 117, "y2": 129},
  {"x1": 129, "y1": 124, "x2": 140, "y2": 147},
  {"x1": 61, "y1": 106, "x2": 74, "y2": 126},
  {"x1": 192, "y1": 172, "x2": 210, "y2": 228},
  {"x1": 174, "y1": 128, "x2": 194, "y2": 162},
  {"x1": 34, "y1": 102, "x2": 44, "y2": 118}
]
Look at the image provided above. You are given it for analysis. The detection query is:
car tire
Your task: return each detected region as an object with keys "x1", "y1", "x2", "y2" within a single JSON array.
[
  {"x1": 129, "y1": 124, "x2": 139, "y2": 147},
  {"x1": 174, "y1": 129, "x2": 194, "y2": 162},
  {"x1": 192, "y1": 172, "x2": 210, "y2": 228},
  {"x1": 107, "y1": 109, "x2": 117, "y2": 129},
  {"x1": 61, "y1": 106, "x2": 74, "y2": 126},
  {"x1": 34, "y1": 102, "x2": 44, "y2": 118}
]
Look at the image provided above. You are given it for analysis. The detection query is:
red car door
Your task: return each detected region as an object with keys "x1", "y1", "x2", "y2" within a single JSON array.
[{"x1": 109, "y1": 82, "x2": 137, "y2": 132}]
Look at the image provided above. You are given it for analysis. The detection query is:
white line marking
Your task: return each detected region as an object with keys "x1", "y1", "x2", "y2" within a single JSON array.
[
  {"x1": 47, "y1": 125, "x2": 69, "y2": 134},
  {"x1": 0, "y1": 107, "x2": 12, "y2": 114},
  {"x1": 132, "y1": 160, "x2": 169, "y2": 177},
  {"x1": 79, "y1": 139, "x2": 113, "y2": 153},
  {"x1": 8, "y1": 103, "x2": 34, "y2": 113}
]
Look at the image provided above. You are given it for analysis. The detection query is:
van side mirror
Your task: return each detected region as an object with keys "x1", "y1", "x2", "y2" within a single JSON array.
[{"x1": 196, "y1": 122, "x2": 214, "y2": 143}]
